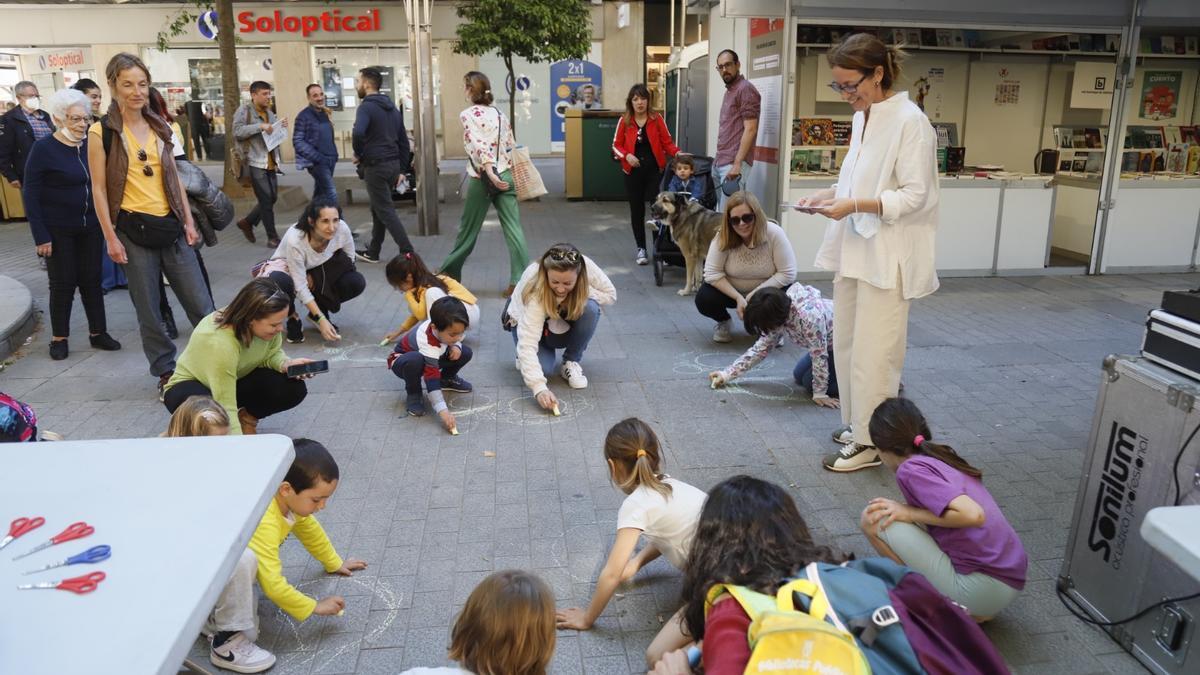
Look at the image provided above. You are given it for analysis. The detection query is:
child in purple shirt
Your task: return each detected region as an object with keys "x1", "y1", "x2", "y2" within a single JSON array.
[{"x1": 859, "y1": 398, "x2": 1027, "y2": 620}]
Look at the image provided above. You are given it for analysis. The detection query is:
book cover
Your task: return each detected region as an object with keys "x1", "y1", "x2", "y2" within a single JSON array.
[
  {"x1": 920, "y1": 29, "x2": 938, "y2": 46},
  {"x1": 1072, "y1": 158, "x2": 1088, "y2": 173},
  {"x1": 1165, "y1": 126, "x2": 1183, "y2": 144},
  {"x1": 790, "y1": 150, "x2": 808, "y2": 173},
  {"x1": 1060, "y1": 158, "x2": 1074, "y2": 172},
  {"x1": 1161, "y1": 36, "x2": 1176, "y2": 54},
  {"x1": 1187, "y1": 37, "x2": 1199, "y2": 55},
  {"x1": 1186, "y1": 146, "x2": 1200, "y2": 174},
  {"x1": 820, "y1": 150, "x2": 833, "y2": 172},
  {"x1": 791, "y1": 119, "x2": 805, "y2": 146},
  {"x1": 962, "y1": 30, "x2": 981, "y2": 48},
  {"x1": 937, "y1": 147, "x2": 948, "y2": 173},
  {"x1": 931, "y1": 122, "x2": 958, "y2": 147},
  {"x1": 946, "y1": 147, "x2": 966, "y2": 173},
  {"x1": 1072, "y1": 131, "x2": 1088, "y2": 149},
  {"x1": 807, "y1": 151, "x2": 823, "y2": 172},
  {"x1": 831, "y1": 120, "x2": 852, "y2": 146},
  {"x1": 799, "y1": 118, "x2": 835, "y2": 146},
  {"x1": 906, "y1": 29, "x2": 923, "y2": 46},
  {"x1": 935, "y1": 29, "x2": 953, "y2": 47},
  {"x1": 952, "y1": 31, "x2": 966, "y2": 48},
  {"x1": 1129, "y1": 127, "x2": 1147, "y2": 148},
  {"x1": 1056, "y1": 128, "x2": 1073, "y2": 148},
  {"x1": 1153, "y1": 151, "x2": 1166, "y2": 172},
  {"x1": 1068, "y1": 34, "x2": 1081, "y2": 51},
  {"x1": 1080, "y1": 34, "x2": 1095, "y2": 52},
  {"x1": 1121, "y1": 151, "x2": 1139, "y2": 172},
  {"x1": 1166, "y1": 144, "x2": 1188, "y2": 172},
  {"x1": 1138, "y1": 151, "x2": 1154, "y2": 173},
  {"x1": 1084, "y1": 152, "x2": 1103, "y2": 173},
  {"x1": 1145, "y1": 128, "x2": 1165, "y2": 149},
  {"x1": 1084, "y1": 128, "x2": 1102, "y2": 148},
  {"x1": 1181, "y1": 126, "x2": 1200, "y2": 144}
]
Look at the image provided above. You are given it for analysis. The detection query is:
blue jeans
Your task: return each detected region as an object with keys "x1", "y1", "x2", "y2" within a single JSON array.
[
  {"x1": 794, "y1": 346, "x2": 839, "y2": 399},
  {"x1": 307, "y1": 157, "x2": 338, "y2": 204},
  {"x1": 511, "y1": 299, "x2": 601, "y2": 374}
]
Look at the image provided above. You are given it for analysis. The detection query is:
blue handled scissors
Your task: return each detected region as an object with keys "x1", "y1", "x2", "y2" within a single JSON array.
[{"x1": 22, "y1": 545, "x2": 111, "y2": 575}]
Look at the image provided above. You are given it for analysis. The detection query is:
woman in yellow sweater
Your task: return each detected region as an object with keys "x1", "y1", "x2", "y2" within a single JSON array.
[{"x1": 382, "y1": 250, "x2": 480, "y2": 341}]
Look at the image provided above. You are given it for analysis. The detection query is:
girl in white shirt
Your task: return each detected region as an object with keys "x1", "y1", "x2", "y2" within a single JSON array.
[
  {"x1": 556, "y1": 417, "x2": 707, "y2": 668},
  {"x1": 505, "y1": 243, "x2": 616, "y2": 411},
  {"x1": 794, "y1": 34, "x2": 940, "y2": 473}
]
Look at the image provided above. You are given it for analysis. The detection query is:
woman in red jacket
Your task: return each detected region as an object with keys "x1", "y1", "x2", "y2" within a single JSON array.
[{"x1": 612, "y1": 84, "x2": 682, "y2": 265}]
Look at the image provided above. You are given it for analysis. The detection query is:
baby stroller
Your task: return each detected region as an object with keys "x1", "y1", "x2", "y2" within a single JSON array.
[{"x1": 648, "y1": 154, "x2": 719, "y2": 287}]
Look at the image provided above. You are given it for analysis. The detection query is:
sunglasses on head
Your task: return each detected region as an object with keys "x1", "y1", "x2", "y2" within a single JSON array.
[
  {"x1": 544, "y1": 248, "x2": 580, "y2": 264},
  {"x1": 728, "y1": 213, "x2": 757, "y2": 226},
  {"x1": 136, "y1": 148, "x2": 153, "y2": 177}
]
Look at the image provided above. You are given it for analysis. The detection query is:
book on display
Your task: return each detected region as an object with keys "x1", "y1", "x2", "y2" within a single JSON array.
[{"x1": 798, "y1": 118, "x2": 835, "y2": 146}]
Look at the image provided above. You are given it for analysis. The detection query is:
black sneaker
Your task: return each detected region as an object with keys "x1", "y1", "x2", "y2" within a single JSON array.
[
  {"x1": 158, "y1": 371, "x2": 174, "y2": 403},
  {"x1": 286, "y1": 317, "x2": 304, "y2": 344},
  {"x1": 89, "y1": 332, "x2": 122, "y2": 351},
  {"x1": 49, "y1": 340, "x2": 68, "y2": 361},
  {"x1": 441, "y1": 375, "x2": 473, "y2": 393},
  {"x1": 406, "y1": 392, "x2": 426, "y2": 416},
  {"x1": 355, "y1": 250, "x2": 380, "y2": 263}
]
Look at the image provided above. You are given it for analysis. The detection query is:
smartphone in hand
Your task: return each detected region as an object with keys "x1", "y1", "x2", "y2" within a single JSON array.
[{"x1": 286, "y1": 360, "x2": 330, "y2": 378}]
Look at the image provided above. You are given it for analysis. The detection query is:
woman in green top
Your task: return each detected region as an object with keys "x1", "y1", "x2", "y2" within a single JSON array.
[{"x1": 162, "y1": 278, "x2": 316, "y2": 435}]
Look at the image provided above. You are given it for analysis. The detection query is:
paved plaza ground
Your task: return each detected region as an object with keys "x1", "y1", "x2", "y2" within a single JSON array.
[{"x1": 0, "y1": 161, "x2": 1186, "y2": 674}]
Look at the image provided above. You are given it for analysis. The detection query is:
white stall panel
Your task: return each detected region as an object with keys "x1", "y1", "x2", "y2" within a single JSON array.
[
  {"x1": 937, "y1": 186, "x2": 1000, "y2": 273},
  {"x1": 997, "y1": 184, "x2": 1055, "y2": 271}
]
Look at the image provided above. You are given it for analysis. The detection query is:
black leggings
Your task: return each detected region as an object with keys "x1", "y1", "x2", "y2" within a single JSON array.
[
  {"x1": 163, "y1": 368, "x2": 307, "y2": 421},
  {"x1": 623, "y1": 164, "x2": 661, "y2": 250},
  {"x1": 694, "y1": 282, "x2": 740, "y2": 323},
  {"x1": 268, "y1": 264, "x2": 366, "y2": 318},
  {"x1": 45, "y1": 226, "x2": 106, "y2": 337}
]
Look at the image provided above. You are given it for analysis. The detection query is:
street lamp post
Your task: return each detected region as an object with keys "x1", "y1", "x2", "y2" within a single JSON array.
[{"x1": 404, "y1": 0, "x2": 439, "y2": 236}]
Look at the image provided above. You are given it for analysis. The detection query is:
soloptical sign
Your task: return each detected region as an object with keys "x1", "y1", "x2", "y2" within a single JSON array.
[{"x1": 237, "y1": 9, "x2": 382, "y2": 37}]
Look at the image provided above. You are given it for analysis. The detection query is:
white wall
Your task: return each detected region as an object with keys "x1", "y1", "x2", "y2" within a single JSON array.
[{"x1": 964, "y1": 55, "x2": 1050, "y2": 173}]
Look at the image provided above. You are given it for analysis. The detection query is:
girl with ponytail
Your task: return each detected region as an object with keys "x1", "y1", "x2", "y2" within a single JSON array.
[
  {"x1": 556, "y1": 417, "x2": 708, "y2": 667},
  {"x1": 861, "y1": 397, "x2": 1028, "y2": 620}
]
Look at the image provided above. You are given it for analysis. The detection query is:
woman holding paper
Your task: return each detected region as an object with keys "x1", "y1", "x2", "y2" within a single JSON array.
[{"x1": 793, "y1": 33, "x2": 940, "y2": 473}]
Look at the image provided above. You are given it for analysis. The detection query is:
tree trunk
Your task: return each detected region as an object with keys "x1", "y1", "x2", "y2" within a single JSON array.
[
  {"x1": 217, "y1": 0, "x2": 241, "y2": 194},
  {"x1": 503, "y1": 52, "x2": 516, "y2": 141}
]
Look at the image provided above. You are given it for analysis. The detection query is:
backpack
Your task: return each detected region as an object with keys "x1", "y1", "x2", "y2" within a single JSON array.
[
  {"x1": 709, "y1": 558, "x2": 1010, "y2": 675},
  {"x1": 0, "y1": 392, "x2": 37, "y2": 443}
]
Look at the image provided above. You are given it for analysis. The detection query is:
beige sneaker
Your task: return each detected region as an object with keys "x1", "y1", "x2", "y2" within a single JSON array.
[{"x1": 821, "y1": 443, "x2": 881, "y2": 473}]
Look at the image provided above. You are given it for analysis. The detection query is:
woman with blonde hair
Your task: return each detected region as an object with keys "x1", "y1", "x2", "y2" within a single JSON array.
[
  {"x1": 695, "y1": 190, "x2": 796, "y2": 343},
  {"x1": 504, "y1": 243, "x2": 616, "y2": 411},
  {"x1": 439, "y1": 71, "x2": 530, "y2": 297},
  {"x1": 88, "y1": 52, "x2": 214, "y2": 401},
  {"x1": 793, "y1": 33, "x2": 940, "y2": 473},
  {"x1": 402, "y1": 570, "x2": 556, "y2": 675}
]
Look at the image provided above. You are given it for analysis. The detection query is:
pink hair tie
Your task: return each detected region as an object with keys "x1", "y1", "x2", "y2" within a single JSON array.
[{"x1": 913, "y1": 435, "x2": 926, "y2": 447}]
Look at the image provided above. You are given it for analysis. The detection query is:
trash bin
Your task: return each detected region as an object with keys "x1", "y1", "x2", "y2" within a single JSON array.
[{"x1": 565, "y1": 109, "x2": 627, "y2": 201}]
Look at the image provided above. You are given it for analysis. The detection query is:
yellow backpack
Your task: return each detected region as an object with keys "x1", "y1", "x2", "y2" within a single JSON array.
[{"x1": 705, "y1": 571, "x2": 871, "y2": 675}]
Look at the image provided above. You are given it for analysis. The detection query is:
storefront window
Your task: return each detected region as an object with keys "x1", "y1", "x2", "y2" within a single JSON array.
[{"x1": 142, "y1": 46, "x2": 273, "y2": 134}]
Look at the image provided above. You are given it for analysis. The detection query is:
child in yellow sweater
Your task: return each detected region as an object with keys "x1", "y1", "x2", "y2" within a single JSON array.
[
  {"x1": 208, "y1": 439, "x2": 366, "y2": 673},
  {"x1": 382, "y1": 251, "x2": 480, "y2": 341}
]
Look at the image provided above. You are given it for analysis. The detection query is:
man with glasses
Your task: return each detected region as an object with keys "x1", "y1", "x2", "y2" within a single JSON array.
[
  {"x1": 714, "y1": 50, "x2": 760, "y2": 208},
  {"x1": 0, "y1": 81, "x2": 55, "y2": 191}
]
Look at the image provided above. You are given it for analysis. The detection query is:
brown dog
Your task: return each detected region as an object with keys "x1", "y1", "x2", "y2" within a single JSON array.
[{"x1": 649, "y1": 191, "x2": 722, "y2": 295}]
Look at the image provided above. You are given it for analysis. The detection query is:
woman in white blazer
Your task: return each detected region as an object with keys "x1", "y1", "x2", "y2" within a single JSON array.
[
  {"x1": 794, "y1": 33, "x2": 940, "y2": 473},
  {"x1": 505, "y1": 243, "x2": 617, "y2": 412}
]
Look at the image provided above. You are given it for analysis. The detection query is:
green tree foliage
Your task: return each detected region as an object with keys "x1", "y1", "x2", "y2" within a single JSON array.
[{"x1": 454, "y1": 0, "x2": 591, "y2": 137}]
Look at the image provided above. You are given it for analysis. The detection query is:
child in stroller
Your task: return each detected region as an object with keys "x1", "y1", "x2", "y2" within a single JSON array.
[{"x1": 647, "y1": 154, "x2": 718, "y2": 287}]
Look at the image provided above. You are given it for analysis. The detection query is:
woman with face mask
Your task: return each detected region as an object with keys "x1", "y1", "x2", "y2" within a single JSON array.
[{"x1": 21, "y1": 88, "x2": 122, "y2": 360}]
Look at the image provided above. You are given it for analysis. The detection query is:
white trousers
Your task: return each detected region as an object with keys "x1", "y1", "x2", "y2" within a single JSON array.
[
  {"x1": 833, "y1": 275, "x2": 910, "y2": 446},
  {"x1": 205, "y1": 548, "x2": 260, "y2": 639}
]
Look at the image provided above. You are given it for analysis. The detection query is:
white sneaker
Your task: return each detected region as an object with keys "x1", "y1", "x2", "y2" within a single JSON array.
[
  {"x1": 832, "y1": 425, "x2": 853, "y2": 445},
  {"x1": 821, "y1": 443, "x2": 882, "y2": 473},
  {"x1": 635, "y1": 248, "x2": 649, "y2": 265},
  {"x1": 210, "y1": 632, "x2": 276, "y2": 673},
  {"x1": 712, "y1": 320, "x2": 732, "y2": 343},
  {"x1": 561, "y1": 360, "x2": 588, "y2": 389}
]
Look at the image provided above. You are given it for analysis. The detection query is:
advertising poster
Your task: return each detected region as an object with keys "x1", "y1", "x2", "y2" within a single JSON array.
[
  {"x1": 321, "y1": 65, "x2": 342, "y2": 111},
  {"x1": 1140, "y1": 70, "x2": 1182, "y2": 121},
  {"x1": 550, "y1": 59, "x2": 602, "y2": 152},
  {"x1": 1070, "y1": 61, "x2": 1116, "y2": 109},
  {"x1": 747, "y1": 18, "x2": 784, "y2": 218}
]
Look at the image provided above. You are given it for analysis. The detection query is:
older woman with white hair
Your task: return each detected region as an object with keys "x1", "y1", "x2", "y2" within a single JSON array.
[{"x1": 23, "y1": 88, "x2": 121, "y2": 360}]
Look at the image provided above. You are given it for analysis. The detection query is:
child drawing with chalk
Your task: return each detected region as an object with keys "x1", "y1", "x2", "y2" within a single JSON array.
[
  {"x1": 386, "y1": 296, "x2": 473, "y2": 433},
  {"x1": 202, "y1": 438, "x2": 366, "y2": 673},
  {"x1": 556, "y1": 418, "x2": 707, "y2": 668},
  {"x1": 709, "y1": 284, "x2": 839, "y2": 409},
  {"x1": 164, "y1": 395, "x2": 230, "y2": 437},
  {"x1": 382, "y1": 251, "x2": 480, "y2": 344}
]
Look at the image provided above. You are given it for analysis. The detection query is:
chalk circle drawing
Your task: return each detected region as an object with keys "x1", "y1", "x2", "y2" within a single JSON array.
[
  {"x1": 267, "y1": 575, "x2": 402, "y2": 672},
  {"x1": 673, "y1": 350, "x2": 800, "y2": 402},
  {"x1": 442, "y1": 391, "x2": 594, "y2": 429}
]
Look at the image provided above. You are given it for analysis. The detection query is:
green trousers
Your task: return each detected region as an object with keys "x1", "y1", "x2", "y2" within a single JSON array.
[{"x1": 440, "y1": 169, "x2": 530, "y2": 285}]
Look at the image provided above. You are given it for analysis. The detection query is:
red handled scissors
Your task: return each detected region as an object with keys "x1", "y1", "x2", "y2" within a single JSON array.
[
  {"x1": 0, "y1": 516, "x2": 45, "y2": 551},
  {"x1": 11, "y1": 521, "x2": 94, "y2": 561},
  {"x1": 17, "y1": 571, "x2": 106, "y2": 595}
]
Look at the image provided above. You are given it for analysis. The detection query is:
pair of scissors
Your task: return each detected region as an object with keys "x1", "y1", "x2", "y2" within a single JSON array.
[
  {"x1": 22, "y1": 545, "x2": 111, "y2": 575},
  {"x1": 0, "y1": 516, "x2": 45, "y2": 551},
  {"x1": 16, "y1": 571, "x2": 105, "y2": 595},
  {"x1": 11, "y1": 521, "x2": 94, "y2": 561}
]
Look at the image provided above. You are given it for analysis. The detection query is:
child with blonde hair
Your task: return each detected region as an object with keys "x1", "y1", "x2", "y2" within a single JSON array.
[
  {"x1": 165, "y1": 396, "x2": 230, "y2": 437},
  {"x1": 402, "y1": 569, "x2": 556, "y2": 675},
  {"x1": 556, "y1": 417, "x2": 707, "y2": 667}
]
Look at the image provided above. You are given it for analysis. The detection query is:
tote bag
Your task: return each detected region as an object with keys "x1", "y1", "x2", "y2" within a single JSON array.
[{"x1": 512, "y1": 145, "x2": 548, "y2": 201}]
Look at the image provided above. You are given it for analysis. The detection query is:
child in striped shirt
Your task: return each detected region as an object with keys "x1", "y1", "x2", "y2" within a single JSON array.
[{"x1": 387, "y1": 296, "x2": 473, "y2": 432}]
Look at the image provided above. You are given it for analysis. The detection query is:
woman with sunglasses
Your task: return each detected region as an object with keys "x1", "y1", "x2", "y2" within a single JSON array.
[
  {"x1": 163, "y1": 278, "x2": 318, "y2": 435},
  {"x1": 696, "y1": 191, "x2": 796, "y2": 343},
  {"x1": 792, "y1": 34, "x2": 940, "y2": 474},
  {"x1": 504, "y1": 243, "x2": 616, "y2": 411},
  {"x1": 22, "y1": 88, "x2": 122, "y2": 361},
  {"x1": 88, "y1": 52, "x2": 214, "y2": 401}
]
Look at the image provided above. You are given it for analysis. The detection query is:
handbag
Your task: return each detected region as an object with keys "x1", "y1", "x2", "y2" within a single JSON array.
[
  {"x1": 512, "y1": 145, "x2": 548, "y2": 201},
  {"x1": 466, "y1": 107, "x2": 504, "y2": 199},
  {"x1": 233, "y1": 106, "x2": 254, "y2": 188},
  {"x1": 116, "y1": 210, "x2": 182, "y2": 249}
]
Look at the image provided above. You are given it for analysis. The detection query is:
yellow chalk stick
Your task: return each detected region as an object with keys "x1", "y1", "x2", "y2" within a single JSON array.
[
  {"x1": 552, "y1": 404, "x2": 561, "y2": 416},
  {"x1": 337, "y1": 609, "x2": 345, "y2": 616},
  {"x1": 450, "y1": 427, "x2": 459, "y2": 436},
  {"x1": 379, "y1": 339, "x2": 390, "y2": 347}
]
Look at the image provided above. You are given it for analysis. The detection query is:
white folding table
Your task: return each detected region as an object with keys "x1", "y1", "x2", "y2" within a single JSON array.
[{"x1": 0, "y1": 434, "x2": 294, "y2": 675}]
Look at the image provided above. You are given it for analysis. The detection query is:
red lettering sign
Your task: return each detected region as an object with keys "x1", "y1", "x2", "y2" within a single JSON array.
[{"x1": 236, "y1": 9, "x2": 381, "y2": 37}]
